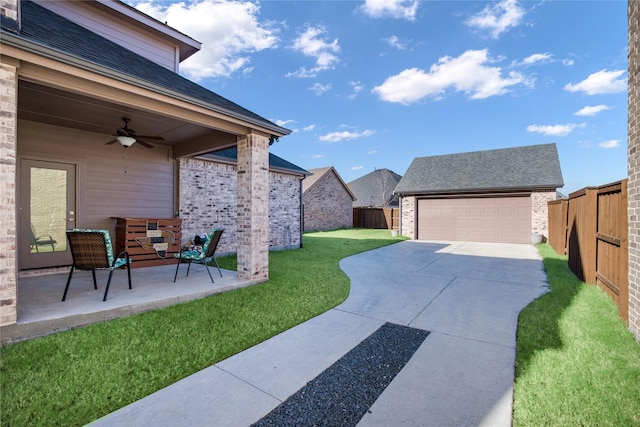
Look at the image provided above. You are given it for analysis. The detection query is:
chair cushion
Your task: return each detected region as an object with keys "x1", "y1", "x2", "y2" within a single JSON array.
[
  {"x1": 175, "y1": 249, "x2": 204, "y2": 260},
  {"x1": 112, "y1": 257, "x2": 129, "y2": 269}
]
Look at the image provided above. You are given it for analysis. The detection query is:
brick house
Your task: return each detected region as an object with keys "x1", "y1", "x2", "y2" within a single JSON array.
[
  {"x1": 302, "y1": 167, "x2": 356, "y2": 231},
  {"x1": 628, "y1": 0, "x2": 640, "y2": 343},
  {"x1": 395, "y1": 144, "x2": 563, "y2": 243},
  {"x1": 180, "y1": 148, "x2": 308, "y2": 254},
  {"x1": 0, "y1": 0, "x2": 292, "y2": 327}
]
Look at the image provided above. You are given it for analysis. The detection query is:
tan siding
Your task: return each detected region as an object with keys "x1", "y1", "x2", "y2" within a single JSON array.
[
  {"x1": 38, "y1": 1, "x2": 178, "y2": 71},
  {"x1": 18, "y1": 120, "x2": 175, "y2": 240}
]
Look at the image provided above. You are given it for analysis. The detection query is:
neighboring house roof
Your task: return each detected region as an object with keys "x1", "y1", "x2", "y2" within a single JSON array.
[
  {"x1": 201, "y1": 148, "x2": 309, "y2": 177},
  {"x1": 348, "y1": 169, "x2": 403, "y2": 207},
  {"x1": 4, "y1": 0, "x2": 289, "y2": 137},
  {"x1": 303, "y1": 167, "x2": 356, "y2": 200},
  {"x1": 395, "y1": 143, "x2": 564, "y2": 195}
]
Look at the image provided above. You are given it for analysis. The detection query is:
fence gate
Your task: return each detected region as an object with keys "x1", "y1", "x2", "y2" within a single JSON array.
[{"x1": 548, "y1": 179, "x2": 629, "y2": 323}]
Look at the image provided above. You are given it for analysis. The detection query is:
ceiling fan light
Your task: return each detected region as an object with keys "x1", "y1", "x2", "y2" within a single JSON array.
[{"x1": 116, "y1": 136, "x2": 136, "y2": 147}]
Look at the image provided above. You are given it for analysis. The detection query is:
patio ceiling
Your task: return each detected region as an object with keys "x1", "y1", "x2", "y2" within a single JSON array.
[{"x1": 18, "y1": 80, "x2": 238, "y2": 157}]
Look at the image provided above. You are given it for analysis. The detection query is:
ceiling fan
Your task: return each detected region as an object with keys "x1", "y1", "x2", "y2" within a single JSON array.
[{"x1": 105, "y1": 117, "x2": 164, "y2": 148}]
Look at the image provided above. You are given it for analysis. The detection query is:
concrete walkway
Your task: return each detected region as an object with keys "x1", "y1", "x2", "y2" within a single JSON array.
[{"x1": 90, "y1": 240, "x2": 549, "y2": 426}]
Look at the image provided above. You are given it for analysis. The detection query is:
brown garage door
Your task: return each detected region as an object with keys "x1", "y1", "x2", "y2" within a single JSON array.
[{"x1": 417, "y1": 196, "x2": 531, "y2": 243}]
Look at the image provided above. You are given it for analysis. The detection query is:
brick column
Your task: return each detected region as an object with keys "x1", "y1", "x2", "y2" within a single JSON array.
[
  {"x1": 628, "y1": 0, "x2": 640, "y2": 343},
  {"x1": 531, "y1": 190, "x2": 557, "y2": 239},
  {"x1": 236, "y1": 132, "x2": 269, "y2": 282},
  {"x1": 0, "y1": 61, "x2": 18, "y2": 326},
  {"x1": 400, "y1": 196, "x2": 416, "y2": 239}
]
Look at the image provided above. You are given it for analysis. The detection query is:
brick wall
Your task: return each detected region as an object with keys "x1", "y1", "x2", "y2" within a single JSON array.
[
  {"x1": 531, "y1": 190, "x2": 557, "y2": 238},
  {"x1": 177, "y1": 157, "x2": 302, "y2": 255},
  {"x1": 269, "y1": 171, "x2": 302, "y2": 249},
  {"x1": 0, "y1": 0, "x2": 19, "y2": 21},
  {"x1": 303, "y1": 171, "x2": 353, "y2": 231},
  {"x1": 628, "y1": 0, "x2": 640, "y2": 342},
  {"x1": 400, "y1": 196, "x2": 416, "y2": 239},
  {"x1": 0, "y1": 62, "x2": 17, "y2": 327}
]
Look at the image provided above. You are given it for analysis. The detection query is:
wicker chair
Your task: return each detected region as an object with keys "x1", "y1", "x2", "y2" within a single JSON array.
[
  {"x1": 174, "y1": 228, "x2": 224, "y2": 284},
  {"x1": 62, "y1": 229, "x2": 132, "y2": 301}
]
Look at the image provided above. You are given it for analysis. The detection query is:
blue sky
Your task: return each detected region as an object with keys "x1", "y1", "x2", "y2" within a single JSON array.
[{"x1": 131, "y1": 0, "x2": 628, "y2": 194}]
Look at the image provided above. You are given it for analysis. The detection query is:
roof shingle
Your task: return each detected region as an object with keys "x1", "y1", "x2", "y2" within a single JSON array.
[
  {"x1": 395, "y1": 143, "x2": 564, "y2": 195},
  {"x1": 347, "y1": 169, "x2": 402, "y2": 207},
  {"x1": 9, "y1": 1, "x2": 289, "y2": 135}
]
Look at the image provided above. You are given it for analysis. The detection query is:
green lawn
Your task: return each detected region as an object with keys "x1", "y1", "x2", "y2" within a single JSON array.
[
  {"x1": 3, "y1": 235, "x2": 639, "y2": 426},
  {"x1": 513, "y1": 244, "x2": 640, "y2": 426},
  {"x1": 0, "y1": 229, "x2": 404, "y2": 427}
]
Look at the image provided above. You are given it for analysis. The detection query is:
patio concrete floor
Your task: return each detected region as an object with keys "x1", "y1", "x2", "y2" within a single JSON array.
[{"x1": 1, "y1": 263, "x2": 254, "y2": 344}]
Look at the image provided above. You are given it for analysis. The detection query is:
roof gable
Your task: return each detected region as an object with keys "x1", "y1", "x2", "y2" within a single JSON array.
[
  {"x1": 395, "y1": 143, "x2": 564, "y2": 195},
  {"x1": 348, "y1": 169, "x2": 402, "y2": 207},
  {"x1": 9, "y1": 1, "x2": 289, "y2": 136},
  {"x1": 303, "y1": 167, "x2": 356, "y2": 200}
]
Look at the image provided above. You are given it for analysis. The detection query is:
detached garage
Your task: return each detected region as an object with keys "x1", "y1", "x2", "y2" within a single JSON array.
[{"x1": 395, "y1": 144, "x2": 564, "y2": 244}]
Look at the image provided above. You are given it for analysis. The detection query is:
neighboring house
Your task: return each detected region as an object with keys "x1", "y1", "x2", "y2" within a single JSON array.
[
  {"x1": 302, "y1": 167, "x2": 356, "y2": 231},
  {"x1": 348, "y1": 168, "x2": 402, "y2": 208},
  {"x1": 395, "y1": 144, "x2": 564, "y2": 244},
  {"x1": 0, "y1": 0, "x2": 291, "y2": 327},
  {"x1": 627, "y1": 1, "x2": 640, "y2": 343},
  {"x1": 181, "y1": 148, "x2": 308, "y2": 254}
]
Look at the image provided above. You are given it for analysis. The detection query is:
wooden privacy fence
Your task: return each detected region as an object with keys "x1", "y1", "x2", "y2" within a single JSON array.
[
  {"x1": 547, "y1": 180, "x2": 628, "y2": 322},
  {"x1": 353, "y1": 207, "x2": 399, "y2": 230}
]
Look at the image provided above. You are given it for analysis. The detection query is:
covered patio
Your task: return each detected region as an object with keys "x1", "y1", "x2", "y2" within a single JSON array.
[{"x1": 2, "y1": 264, "x2": 252, "y2": 344}]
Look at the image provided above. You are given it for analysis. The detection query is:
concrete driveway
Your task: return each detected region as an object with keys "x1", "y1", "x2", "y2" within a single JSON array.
[{"x1": 91, "y1": 240, "x2": 549, "y2": 427}]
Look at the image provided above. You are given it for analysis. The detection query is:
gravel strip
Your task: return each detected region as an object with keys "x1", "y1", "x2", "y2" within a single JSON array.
[{"x1": 252, "y1": 322, "x2": 430, "y2": 427}]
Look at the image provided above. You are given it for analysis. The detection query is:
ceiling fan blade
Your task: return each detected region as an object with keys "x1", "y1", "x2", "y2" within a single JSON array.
[
  {"x1": 136, "y1": 139, "x2": 155, "y2": 149},
  {"x1": 136, "y1": 135, "x2": 165, "y2": 141},
  {"x1": 105, "y1": 138, "x2": 118, "y2": 145}
]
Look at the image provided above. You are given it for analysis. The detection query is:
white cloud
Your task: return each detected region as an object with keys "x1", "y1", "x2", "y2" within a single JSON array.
[
  {"x1": 385, "y1": 35, "x2": 407, "y2": 50},
  {"x1": 275, "y1": 119, "x2": 296, "y2": 127},
  {"x1": 527, "y1": 123, "x2": 585, "y2": 136},
  {"x1": 309, "y1": 82, "x2": 332, "y2": 95},
  {"x1": 287, "y1": 26, "x2": 340, "y2": 78},
  {"x1": 360, "y1": 0, "x2": 419, "y2": 21},
  {"x1": 368, "y1": 150, "x2": 379, "y2": 155},
  {"x1": 372, "y1": 49, "x2": 530, "y2": 104},
  {"x1": 319, "y1": 129, "x2": 375, "y2": 142},
  {"x1": 352, "y1": 165, "x2": 364, "y2": 170},
  {"x1": 599, "y1": 140, "x2": 620, "y2": 149},
  {"x1": 562, "y1": 58, "x2": 575, "y2": 66},
  {"x1": 310, "y1": 154, "x2": 325, "y2": 159},
  {"x1": 520, "y1": 53, "x2": 552, "y2": 66},
  {"x1": 304, "y1": 124, "x2": 316, "y2": 131},
  {"x1": 133, "y1": 0, "x2": 278, "y2": 81},
  {"x1": 347, "y1": 81, "x2": 365, "y2": 100},
  {"x1": 564, "y1": 69, "x2": 627, "y2": 95},
  {"x1": 574, "y1": 105, "x2": 611, "y2": 116},
  {"x1": 465, "y1": 0, "x2": 525, "y2": 39}
]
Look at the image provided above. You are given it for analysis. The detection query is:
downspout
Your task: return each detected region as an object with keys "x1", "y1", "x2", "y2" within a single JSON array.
[
  {"x1": 397, "y1": 192, "x2": 402, "y2": 237},
  {"x1": 299, "y1": 177, "x2": 304, "y2": 248}
]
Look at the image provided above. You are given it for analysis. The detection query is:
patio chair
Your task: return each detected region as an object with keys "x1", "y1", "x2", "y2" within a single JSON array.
[
  {"x1": 174, "y1": 228, "x2": 224, "y2": 284},
  {"x1": 30, "y1": 224, "x2": 57, "y2": 252},
  {"x1": 62, "y1": 229, "x2": 132, "y2": 302}
]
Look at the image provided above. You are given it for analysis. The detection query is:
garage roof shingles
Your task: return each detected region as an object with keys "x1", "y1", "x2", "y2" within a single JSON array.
[{"x1": 395, "y1": 143, "x2": 564, "y2": 195}]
